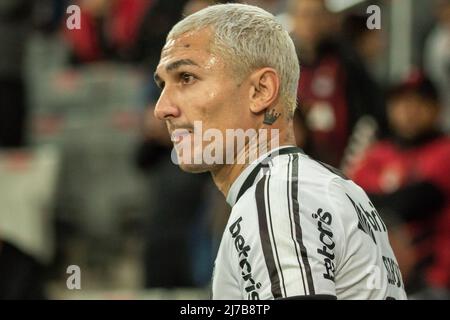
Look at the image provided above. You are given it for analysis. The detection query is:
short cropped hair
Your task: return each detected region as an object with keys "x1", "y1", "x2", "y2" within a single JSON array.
[{"x1": 167, "y1": 3, "x2": 300, "y2": 117}]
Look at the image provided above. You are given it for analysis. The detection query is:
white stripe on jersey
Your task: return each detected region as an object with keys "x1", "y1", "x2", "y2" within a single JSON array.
[
  {"x1": 266, "y1": 174, "x2": 288, "y2": 297},
  {"x1": 286, "y1": 154, "x2": 310, "y2": 295}
]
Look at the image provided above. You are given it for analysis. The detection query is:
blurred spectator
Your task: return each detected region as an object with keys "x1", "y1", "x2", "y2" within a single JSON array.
[
  {"x1": 63, "y1": 0, "x2": 188, "y2": 67},
  {"x1": 288, "y1": 0, "x2": 386, "y2": 167},
  {"x1": 338, "y1": 13, "x2": 389, "y2": 172},
  {"x1": 0, "y1": 0, "x2": 46, "y2": 299},
  {"x1": 424, "y1": 0, "x2": 450, "y2": 132},
  {"x1": 349, "y1": 71, "x2": 450, "y2": 298},
  {"x1": 0, "y1": 241, "x2": 45, "y2": 299},
  {"x1": 0, "y1": 0, "x2": 33, "y2": 148},
  {"x1": 341, "y1": 13, "x2": 386, "y2": 84}
]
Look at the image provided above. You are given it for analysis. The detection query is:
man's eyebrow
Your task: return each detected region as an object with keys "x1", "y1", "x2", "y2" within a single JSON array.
[
  {"x1": 166, "y1": 59, "x2": 199, "y2": 72},
  {"x1": 154, "y1": 59, "x2": 200, "y2": 87}
]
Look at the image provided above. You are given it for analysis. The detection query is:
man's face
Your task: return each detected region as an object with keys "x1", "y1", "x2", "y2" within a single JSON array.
[
  {"x1": 388, "y1": 93, "x2": 439, "y2": 140},
  {"x1": 154, "y1": 29, "x2": 252, "y2": 172}
]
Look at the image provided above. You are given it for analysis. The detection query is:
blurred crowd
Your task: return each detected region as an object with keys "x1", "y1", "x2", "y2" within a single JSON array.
[{"x1": 0, "y1": 0, "x2": 449, "y2": 299}]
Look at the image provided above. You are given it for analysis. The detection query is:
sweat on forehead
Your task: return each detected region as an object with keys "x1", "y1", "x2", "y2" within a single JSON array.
[{"x1": 160, "y1": 30, "x2": 227, "y2": 75}]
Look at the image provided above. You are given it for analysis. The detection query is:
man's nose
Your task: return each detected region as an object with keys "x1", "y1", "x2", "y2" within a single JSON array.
[{"x1": 154, "y1": 89, "x2": 181, "y2": 120}]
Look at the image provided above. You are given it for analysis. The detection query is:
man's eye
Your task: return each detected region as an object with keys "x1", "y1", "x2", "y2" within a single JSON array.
[{"x1": 180, "y1": 73, "x2": 195, "y2": 84}]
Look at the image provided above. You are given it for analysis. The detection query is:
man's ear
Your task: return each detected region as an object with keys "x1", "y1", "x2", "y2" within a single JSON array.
[{"x1": 248, "y1": 68, "x2": 280, "y2": 114}]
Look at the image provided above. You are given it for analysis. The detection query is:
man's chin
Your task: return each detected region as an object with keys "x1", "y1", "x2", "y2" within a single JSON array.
[
  {"x1": 177, "y1": 162, "x2": 213, "y2": 174},
  {"x1": 172, "y1": 148, "x2": 223, "y2": 173}
]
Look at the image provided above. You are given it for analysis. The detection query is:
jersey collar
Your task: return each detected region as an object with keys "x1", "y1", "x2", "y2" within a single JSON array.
[{"x1": 226, "y1": 145, "x2": 302, "y2": 207}]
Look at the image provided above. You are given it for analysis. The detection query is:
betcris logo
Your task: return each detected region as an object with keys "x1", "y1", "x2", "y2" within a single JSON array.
[
  {"x1": 312, "y1": 208, "x2": 336, "y2": 281},
  {"x1": 229, "y1": 216, "x2": 262, "y2": 300}
]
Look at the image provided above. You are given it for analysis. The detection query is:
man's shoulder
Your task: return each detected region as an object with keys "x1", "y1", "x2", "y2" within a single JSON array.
[
  {"x1": 280, "y1": 152, "x2": 352, "y2": 193},
  {"x1": 233, "y1": 152, "x2": 355, "y2": 208},
  {"x1": 231, "y1": 153, "x2": 358, "y2": 222}
]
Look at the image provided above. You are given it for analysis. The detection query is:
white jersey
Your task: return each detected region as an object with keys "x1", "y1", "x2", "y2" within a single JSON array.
[{"x1": 212, "y1": 146, "x2": 407, "y2": 300}]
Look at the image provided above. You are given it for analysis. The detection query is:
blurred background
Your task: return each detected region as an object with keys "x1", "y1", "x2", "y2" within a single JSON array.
[{"x1": 0, "y1": 0, "x2": 449, "y2": 300}]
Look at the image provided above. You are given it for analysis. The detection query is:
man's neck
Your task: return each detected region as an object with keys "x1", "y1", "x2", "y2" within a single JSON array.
[{"x1": 211, "y1": 123, "x2": 295, "y2": 198}]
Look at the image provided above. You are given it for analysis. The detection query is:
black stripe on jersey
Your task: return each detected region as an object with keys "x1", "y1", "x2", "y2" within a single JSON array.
[
  {"x1": 266, "y1": 173, "x2": 288, "y2": 298},
  {"x1": 255, "y1": 174, "x2": 283, "y2": 298},
  {"x1": 291, "y1": 154, "x2": 316, "y2": 295},
  {"x1": 286, "y1": 154, "x2": 307, "y2": 294}
]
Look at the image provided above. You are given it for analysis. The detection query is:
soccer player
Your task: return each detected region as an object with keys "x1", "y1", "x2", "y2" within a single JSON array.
[{"x1": 153, "y1": 3, "x2": 407, "y2": 300}]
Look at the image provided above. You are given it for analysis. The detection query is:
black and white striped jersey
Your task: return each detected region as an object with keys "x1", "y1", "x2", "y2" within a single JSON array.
[{"x1": 211, "y1": 146, "x2": 407, "y2": 300}]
